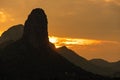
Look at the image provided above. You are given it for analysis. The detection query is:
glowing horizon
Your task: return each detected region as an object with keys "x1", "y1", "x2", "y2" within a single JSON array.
[
  {"x1": 49, "y1": 36, "x2": 119, "y2": 48},
  {"x1": 49, "y1": 36, "x2": 120, "y2": 62},
  {"x1": 49, "y1": 36, "x2": 101, "y2": 48}
]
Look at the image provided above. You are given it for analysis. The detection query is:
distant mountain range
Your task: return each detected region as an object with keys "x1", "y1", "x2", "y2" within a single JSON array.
[
  {"x1": 57, "y1": 46, "x2": 120, "y2": 77},
  {"x1": 0, "y1": 8, "x2": 119, "y2": 79},
  {"x1": 90, "y1": 59, "x2": 120, "y2": 77},
  {"x1": 90, "y1": 59, "x2": 120, "y2": 69}
]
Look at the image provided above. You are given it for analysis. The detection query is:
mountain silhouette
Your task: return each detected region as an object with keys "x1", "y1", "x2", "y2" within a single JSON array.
[
  {"x1": 90, "y1": 59, "x2": 120, "y2": 77},
  {"x1": 0, "y1": 8, "x2": 116, "y2": 80},
  {"x1": 57, "y1": 46, "x2": 120, "y2": 77},
  {"x1": 0, "y1": 24, "x2": 23, "y2": 48},
  {"x1": 90, "y1": 59, "x2": 120, "y2": 68},
  {"x1": 57, "y1": 46, "x2": 105, "y2": 73},
  {"x1": 0, "y1": 24, "x2": 119, "y2": 79},
  {"x1": 90, "y1": 59, "x2": 112, "y2": 67},
  {"x1": 0, "y1": 24, "x2": 23, "y2": 44},
  {"x1": 22, "y1": 8, "x2": 49, "y2": 49}
]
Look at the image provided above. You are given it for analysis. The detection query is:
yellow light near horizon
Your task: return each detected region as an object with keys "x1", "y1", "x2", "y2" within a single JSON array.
[
  {"x1": 49, "y1": 36, "x2": 102, "y2": 48},
  {"x1": 63, "y1": 38, "x2": 101, "y2": 45},
  {"x1": 0, "y1": 31, "x2": 3, "y2": 36},
  {"x1": 49, "y1": 36, "x2": 58, "y2": 43}
]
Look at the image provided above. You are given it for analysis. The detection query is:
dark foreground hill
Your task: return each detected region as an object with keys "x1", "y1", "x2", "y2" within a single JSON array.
[{"x1": 0, "y1": 8, "x2": 115, "y2": 80}]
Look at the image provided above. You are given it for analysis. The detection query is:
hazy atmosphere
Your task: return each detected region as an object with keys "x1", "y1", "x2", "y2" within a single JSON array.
[{"x1": 0, "y1": 0, "x2": 120, "y2": 62}]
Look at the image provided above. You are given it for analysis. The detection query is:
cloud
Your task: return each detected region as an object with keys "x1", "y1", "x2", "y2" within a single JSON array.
[
  {"x1": 49, "y1": 36, "x2": 120, "y2": 61},
  {"x1": 49, "y1": 36, "x2": 119, "y2": 47}
]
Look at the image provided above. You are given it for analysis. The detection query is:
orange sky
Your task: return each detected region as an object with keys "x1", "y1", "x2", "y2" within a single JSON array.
[
  {"x1": 49, "y1": 36, "x2": 120, "y2": 62},
  {"x1": 0, "y1": 0, "x2": 120, "y2": 62}
]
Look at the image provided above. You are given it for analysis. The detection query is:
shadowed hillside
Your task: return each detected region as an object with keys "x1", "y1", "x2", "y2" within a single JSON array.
[
  {"x1": 0, "y1": 24, "x2": 23, "y2": 44},
  {"x1": 0, "y1": 24, "x2": 23, "y2": 48},
  {"x1": 0, "y1": 8, "x2": 117, "y2": 80},
  {"x1": 57, "y1": 46, "x2": 120, "y2": 77},
  {"x1": 90, "y1": 59, "x2": 120, "y2": 77}
]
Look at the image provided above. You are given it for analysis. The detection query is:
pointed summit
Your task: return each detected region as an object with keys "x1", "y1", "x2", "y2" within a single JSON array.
[{"x1": 23, "y1": 8, "x2": 49, "y2": 49}]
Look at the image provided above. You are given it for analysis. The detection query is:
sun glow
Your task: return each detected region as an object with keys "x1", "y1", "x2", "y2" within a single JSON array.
[
  {"x1": 49, "y1": 36, "x2": 58, "y2": 43},
  {"x1": 49, "y1": 36, "x2": 102, "y2": 48}
]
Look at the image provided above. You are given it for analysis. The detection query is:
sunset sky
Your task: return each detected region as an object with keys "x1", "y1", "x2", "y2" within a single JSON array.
[{"x1": 0, "y1": 0, "x2": 120, "y2": 62}]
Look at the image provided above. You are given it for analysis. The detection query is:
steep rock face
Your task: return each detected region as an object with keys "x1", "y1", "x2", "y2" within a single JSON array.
[{"x1": 23, "y1": 8, "x2": 49, "y2": 49}]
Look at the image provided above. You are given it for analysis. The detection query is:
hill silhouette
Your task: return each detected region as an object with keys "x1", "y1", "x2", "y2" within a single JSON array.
[
  {"x1": 57, "y1": 46, "x2": 107, "y2": 75},
  {"x1": 0, "y1": 24, "x2": 23, "y2": 44},
  {"x1": 90, "y1": 59, "x2": 120, "y2": 77},
  {"x1": 0, "y1": 24, "x2": 23, "y2": 49},
  {"x1": 57, "y1": 46, "x2": 120, "y2": 77},
  {"x1": 0, "y1": 8, "x2": 117, "y2": 80},
  {"x1": 90, "y1": 59, "x2": 120, "y2": 69},
  {"x1": 0, "y1": 24, "x2": 119, "y2": 78}
]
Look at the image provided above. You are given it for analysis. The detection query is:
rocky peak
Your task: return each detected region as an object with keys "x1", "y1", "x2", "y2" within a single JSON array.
[{"x1": 22, "y1": 8, "x2": 49, "y2": 49}]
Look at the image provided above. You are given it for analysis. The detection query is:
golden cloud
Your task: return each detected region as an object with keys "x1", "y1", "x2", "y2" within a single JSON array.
[{"x1": 49, "y1": 36, "x2": 120, "y2": 48}]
